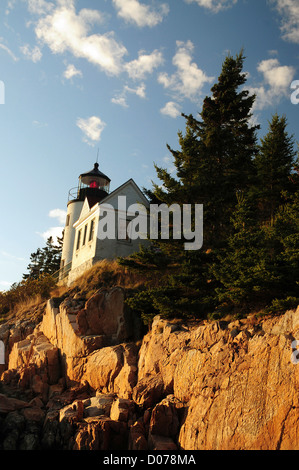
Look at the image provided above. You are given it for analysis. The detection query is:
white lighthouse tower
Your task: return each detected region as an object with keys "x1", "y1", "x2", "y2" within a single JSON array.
[{"x1": 60, "y1": 162, "x2": 111, "y2": 274}]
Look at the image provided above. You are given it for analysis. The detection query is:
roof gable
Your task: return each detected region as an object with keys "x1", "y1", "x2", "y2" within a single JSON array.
[
  {"x1": 73, "y1": 198, "x2": 92, "y2": 228},
  {"x1": 100, "y1": 179, "x2": 149, "y2": 208}
]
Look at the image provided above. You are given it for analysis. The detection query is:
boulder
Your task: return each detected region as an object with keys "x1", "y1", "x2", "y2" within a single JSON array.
[
  {"x1": 73, "y1": 416, "x2": 128, "y2": 450},
  {"x1": 0, "y1": 394, "x2": 30, "y2": 414},
  {"x1": 110, "y1": 398, "x2": 135, "y2": 422},
  {"x1": 129, "y1": 419, "x2": 148, "y2": 450},
  {"x1": 82, "y1": 343, "x2": 138, "y2": 398},
  {"x1": 84, "y1": 395, "x2": 114, "y2": 418},
  {"x1": 77, "y1": 287, "x2": 128, "y2": 343},
  {"x1": 149, "y1": 395, "x2": 180, "y2": 438},
  {"x1": 132, "y1": 374, "x2": 165, "y2": 408}
]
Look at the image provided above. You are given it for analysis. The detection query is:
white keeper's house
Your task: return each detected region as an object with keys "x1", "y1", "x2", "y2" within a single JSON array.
[{"x1": 59, "y1": 162, "x2": 149, "y2": 284}]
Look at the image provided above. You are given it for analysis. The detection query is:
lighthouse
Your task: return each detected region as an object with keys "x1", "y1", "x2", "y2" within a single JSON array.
[
  {"x1": 60, "y1": 162, "x2": 111, "y2": 270},
  {"x1": 59, "y1": 161, "x2": 149, "y2": 285}
]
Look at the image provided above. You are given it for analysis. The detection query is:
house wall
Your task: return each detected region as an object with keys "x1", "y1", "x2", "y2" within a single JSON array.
[
  {"x1": 71, "y1": 208, "x2": 100, "y2": 271},
  {"x1": 67, "y1": 181, "x2": 150, "y2": 284}
]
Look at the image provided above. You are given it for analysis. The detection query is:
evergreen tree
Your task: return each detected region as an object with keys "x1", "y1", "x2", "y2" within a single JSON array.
[
  {"x1": 124, "y1": 51, "x2": 259, "y2": 322},
  {"x1": 23, "y1": 236, "x2": 62, "y2": 280},
  {"x1": 122, "y1": 53, "x2": 299, "y2": 323},
  {"x1": 212, "y1": 192, "x2": 274, "y2": 309},
  {"x1": 253, "y1": 113, "x2": 297, "y2": 220},
  {"x1": 146, "y1": 50, "x2": 259, "y2": 247}
]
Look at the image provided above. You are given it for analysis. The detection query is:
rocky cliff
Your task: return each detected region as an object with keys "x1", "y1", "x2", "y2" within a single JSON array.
[{"x1": 1, "y1": 287, "x2": 299, "y2": 450}]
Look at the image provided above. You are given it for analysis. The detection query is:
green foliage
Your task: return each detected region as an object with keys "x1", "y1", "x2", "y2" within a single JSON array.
[
  {"x1": 253, "y1": 113, "x2": 297, "y2": 219},
  {"x1": 120, "y1": 51, "x2": 299, "y2": 324},
  {"x1": 212, "y1": 189, "x2": 299, "y2": 310},
  {"x1": 264, "y1": 297, "x2": 299, "y2": 316},
  {"x1": 23, "y1": 236, "x2": 63, "y2": 280}
]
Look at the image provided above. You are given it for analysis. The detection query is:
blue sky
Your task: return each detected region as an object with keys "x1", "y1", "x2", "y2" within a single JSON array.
[{"x1": 0, "y1": 0, "x2": 298, "y2": 288}]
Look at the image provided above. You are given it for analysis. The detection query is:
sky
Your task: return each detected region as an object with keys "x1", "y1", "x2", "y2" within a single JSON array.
[{"x1": 0, "y1": 0, "x2": 298, "y2": 288}]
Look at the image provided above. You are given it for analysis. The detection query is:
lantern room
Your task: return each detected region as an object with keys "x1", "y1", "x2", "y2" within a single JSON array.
[
  {"x1": 79, "y1": 162, "x2": 110, "y2": 193},
  {"x1": 68, "y1": 162, "x2": 111, "y2": 206}
]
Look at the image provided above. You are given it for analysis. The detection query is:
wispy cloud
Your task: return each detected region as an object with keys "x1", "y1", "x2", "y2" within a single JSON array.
[
  {"x1": 5, "y1": 0, "x2": 17, "y2": 15},
  {"x1": 32, "y1": 120, "x2": 48, "y2": 128},
  {"x1": 27, "y1": 0, "x2": 54, "y2": 16},
  {"x1": 112, "y1": 83, "x2": 146, "y2": 107},
  {"x1": 184, "y1": 0, "x2": 237, "y2": 13},
  {"x1": 0, "y1": 251, "x2": 25, "y2": 262},
  {"x1": 20, "y1": 43, "x2": 42, "y2": 62},
  {"x1": 112, "y1": 0, "x2": 169, "y2": 27},
  {"x1": 63, "y1": 63, "x2": 83, "y2": 80},
  {"x1": 0, "y1": 40, "x2": 18, "y2": 61},
  {"x1": 271, "y1": 0, "x2": 299, "y2": 43},
  {"x1": 158, "y1": 40, "x2": 214, "y2": 103},
  {"x1": 77, "y1": 116, "x2": 106, "y2": 146}
]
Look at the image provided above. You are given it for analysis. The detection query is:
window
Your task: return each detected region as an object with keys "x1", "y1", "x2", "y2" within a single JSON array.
[
  {"x1": 76, "y1": 230, "x2": 82, "y2": 250},
  {"x1": 82, "y1": 224, "x2": 88, "y2": 246},
  {"x1": 66, "y1": 214, "x2": 70, "y2": 227},
  {"x1": 89, "y1": 219, "x2": 95, "y2": 242}
]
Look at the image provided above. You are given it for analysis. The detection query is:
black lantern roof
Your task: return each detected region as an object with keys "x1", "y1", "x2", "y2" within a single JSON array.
[{"x1": 79, "y1": 162, "x2": 111, "y2": 185}]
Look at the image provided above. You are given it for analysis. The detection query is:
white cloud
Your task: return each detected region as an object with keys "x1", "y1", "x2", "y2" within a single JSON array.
[
  {"x1": 0, "y1": 251, "x2": 25, "y2": 262},
  {"x1": 77, "y1": 116, "x2": 106, "y2": 146},
  {"x1": 258, "y1": 58, "x2": 295, "y2": 89},
  {"x1": 5, "y1": 0, "x2": 17, "y2": 15},
  {"x1": 184, "y1": 0, "x2": 237, "y2": 13},
  {"x1": 32, "y1": 120, "x2": 48, "y2": 127},
  {"x1": 0, "y1": 41, "x2": 18, "y2": 61},
  {"x1": 111, "y1": 94, "x2": 129, "y2": 108},
  {"x1": 125, "y1": 49, "x2": 164, "y2": 79},
  {"x1": 37, "y1": 208, "x2": 67, "y2": 246},
  {"x1": 248, "y1": 58, "x2": 296, "y2": 110},
  {"x1": 112, "y1": 0, "x2": 169, "y2": 27},
  {"x1": 38, "y1": 227, "x2": 64, "y2": 244},
  {"x1": 162, "y1": 155, "x2": 176, "y2": 174},
  {"x1": 160, "y1": 101, "x2": 181, "y2": 118},
  {"x1": 49, "y1": 208, "x2": 67, "y2": 225},
  {"x1": 27, "y1": 0, "x2": 54, "y2": 15},
  {"x1": 158, "y1": 40, "x2": 214, "y2": 102},
  {"x1": 125, "y1": 83, "x2": 146, "y2": 98},
  {"x1": 63, "y1": 63, "x2": 83, "y2": 79},
  {"x1": 33, "y1": 0, "x2": 127, "y2": 75},
  {"x1": 271, "y1": 0, "x2": 299, "y2": 43},
  {"x1": 20, "y1": 43, "x2": 42, "y2": 62},
  {"x1": 111, "y1": 83, "x2": 146, "y2": 107}
]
